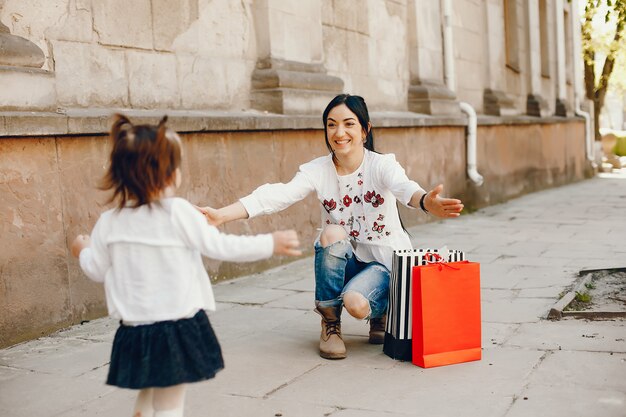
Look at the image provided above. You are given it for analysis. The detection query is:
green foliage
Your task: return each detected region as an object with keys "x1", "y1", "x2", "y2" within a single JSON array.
[
  {"x1": 582, "y1": 1, "x2": 626, "y2": 86},
  {"x1": 614, "y1": 132, "x2": 626, "y2": 156},
  {"x1": 575, "y1": 291, "x2": 592, "y2": 303},
  {"x1": 584, "y1": 281, "x2": 597, "y2": 289},
  {"x1": 581, "y1": 0, "x2": 626, "y2": 139}
]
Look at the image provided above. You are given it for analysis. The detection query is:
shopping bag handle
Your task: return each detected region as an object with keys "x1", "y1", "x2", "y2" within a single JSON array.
[{"x1": 424, "y1": 252, "x2": 461, "y2": 271}]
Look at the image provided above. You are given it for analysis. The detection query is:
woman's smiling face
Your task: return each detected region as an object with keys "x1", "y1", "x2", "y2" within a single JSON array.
[{"x1": 325, "y1": 104, "x2": 366, "y2": 158}]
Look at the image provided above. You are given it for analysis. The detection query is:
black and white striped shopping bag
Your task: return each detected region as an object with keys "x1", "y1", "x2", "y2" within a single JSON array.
[{"x1": 383, "y1": 248, "x2": 465, "y2": 361}]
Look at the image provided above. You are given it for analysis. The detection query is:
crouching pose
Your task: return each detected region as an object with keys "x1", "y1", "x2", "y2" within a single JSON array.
[{"x1": 197, "y1": 95, "x2": 463, "y2": 359}]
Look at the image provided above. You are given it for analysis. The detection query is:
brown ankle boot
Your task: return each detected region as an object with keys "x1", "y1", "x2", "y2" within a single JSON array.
[
  {"x1": 368, "y1": 314, "x2": 386, "y2": 344},
  {"x1": 314, "y1": 305, "x2": 346, "y2": 359}
]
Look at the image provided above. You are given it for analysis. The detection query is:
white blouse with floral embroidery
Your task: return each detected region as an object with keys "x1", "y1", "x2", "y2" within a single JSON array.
[{"x1": 239, "y1": 149, "x2": 426, "y2": 269}]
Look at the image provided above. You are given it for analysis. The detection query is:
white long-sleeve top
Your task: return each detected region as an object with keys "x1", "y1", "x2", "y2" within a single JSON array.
[
  {"x1": 79, "y1": 197, "x2": 274, "y2": 322},
  {"x1": 240, "y1": 150, "x2": 424, "y2": 269}
]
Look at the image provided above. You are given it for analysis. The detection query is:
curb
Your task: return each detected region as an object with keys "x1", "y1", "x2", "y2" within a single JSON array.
[
  {"x1": 547, "y1": 274, "x2": 593, "y2": 320},
  {"x1": 547, "y1": 267, "x2": 626, "y2": 320}
]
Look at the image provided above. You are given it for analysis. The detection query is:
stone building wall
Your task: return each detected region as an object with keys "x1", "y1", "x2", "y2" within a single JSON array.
[
  {"x1": 0, "y1": 116, "x2": 586, "y2": 348},
  {"x1": 0, "y1": 0, "x2": 258, "y2": 110},
  {"x1": 1, "y1": 0, "x2": 582, "y2": 116}
]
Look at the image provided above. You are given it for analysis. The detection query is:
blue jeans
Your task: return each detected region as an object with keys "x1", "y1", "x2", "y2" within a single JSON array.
[{"x1": 314, "y1": 240, "x2": 390, "y2": 319}]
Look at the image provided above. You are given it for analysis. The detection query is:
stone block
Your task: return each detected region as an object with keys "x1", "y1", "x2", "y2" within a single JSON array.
[
  {"x1": 92, "y1": 0, "x2": 152, "y2": 49},
  {"x1": 321, "y1": 0, "x2": 334, "y2": 25},
  {"x1": 408, "y1": 81, "x2": 461, "y2": 116},
  {"x1": 177, "y1": 55, "x2": 252, "y2": 109},
  {"x1": 0, "y1": 33, "x2": 45, "y2": 68},
  {"x1": 44, "y1": 1, "x2": 93, "y2": 43},
  {"x1": 250, "y1": 58, "x2": 343, "y2": 114},
  {"x1": 526, "y1": 93, "x2": 551, "y2": 117},
  {"x1": 0, "y1": 66, "x2": 56, "y2": 111},
  {"x1": 555, "y1": 98, "x2": 570, "y2": 117},
  {"x1": 127, "y1": 51, "x2": 179, "y2": 109},
  {"x1": 171, "y1": 0, "x2": 254, "y2": 58},
  {"x1": 266, "y1": 10, "x2": 320, "y2": 63},
  {"x1": 52, "y1": 41, "x2": 128, "y2": 108},
  {"x1": 268, "y1": 0, "x2": 303, "y2": 14},
  {"x1": 484, "y1": 88, "x2": 518, "y2": 116},
  {"x1": 152, "y1": 0, "x2": 198, "y2": 51},
  {"x1": 251, "y1": 88, "x2": 340, "y2": 115},
  {"x1": 0, "y1": 113, "x2": 67, "y2": 136},
  {"x1": 455, "y1": 0, "x2": 484, "y2": 33},
  {"x1": 331, "y1": 0, "x2": 360, "y2": 32}
]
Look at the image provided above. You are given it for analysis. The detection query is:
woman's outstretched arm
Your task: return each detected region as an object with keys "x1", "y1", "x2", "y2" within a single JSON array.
[
  {"x1": 194, "y1": 202, "x2": 248, "y2": 227},
  {"x1": 409, "y1": 184, "x2": 463, "y2": 218},
  {"x1": 195, "y1": 167, "x2": 317, "y2": 226}
]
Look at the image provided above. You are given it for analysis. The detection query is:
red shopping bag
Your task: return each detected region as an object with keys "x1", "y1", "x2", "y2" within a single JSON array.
[{"x1": 411, "y1": 258, "x2": 481, "y2": 368}]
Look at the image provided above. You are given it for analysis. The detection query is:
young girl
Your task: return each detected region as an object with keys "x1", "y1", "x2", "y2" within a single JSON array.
[
  {"x1": 70, "y1": 114, "x2": 301, "y2": 417},
  {"x1": 196, "y1": 94, "x2": 463, "y2": 360}
]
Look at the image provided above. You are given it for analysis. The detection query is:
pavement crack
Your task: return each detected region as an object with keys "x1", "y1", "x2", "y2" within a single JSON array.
[
  {"x1": 262, "y1": 363, "x2": 323, "y2": 399},
  {"x1": 76, "y1": 361, "x2": 110, "y2": 377},
  {"x1": 502, "y1": 350, "x2": 551, "y2": 414}
]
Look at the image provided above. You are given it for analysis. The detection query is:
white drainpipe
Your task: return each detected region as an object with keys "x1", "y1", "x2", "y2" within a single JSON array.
[
  {"x1": 570, "y1": 0, "x2": 594, "y2": 162},
  {"x1": 459, "y1": 102, "x2": 484, "y2": 185},
  {"x1": 442, "y1": 0, "x2": 484, "y2": 185}
]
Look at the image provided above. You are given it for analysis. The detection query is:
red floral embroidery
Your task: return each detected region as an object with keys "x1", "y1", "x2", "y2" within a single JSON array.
[
  {"x1": 364, "y1": 190, "x2": 384, "y2": 208},
  {"x1": 372, "y1": 222, "x2": 385, "y2": 233},
  {"x1": 349, "y1": 230, "x2": 359, "y2": 238},
  {"x1": 343, "y1": 195, "x2": 352, "y2": 207},
  {"x1": 377, "y1": 214, "x2": 384, "y2": 221},
  {"x1": 357, "y1": 180, "x2": 363, "y2": 186},
  {"x1": 323, "y1": 199, "x2": 337, "y2": 212},
  {"x1": 340, "y1": 220, "x2": 345, "y2": 226}
]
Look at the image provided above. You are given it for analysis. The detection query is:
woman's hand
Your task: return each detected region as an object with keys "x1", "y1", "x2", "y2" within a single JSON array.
[
  {"x1": 70, "y1": 235, "x2": 91, "y2": 258},
  {"x1": 193, "y1": 205, "x2": 223, "y2": 227},
  {"x1": 193, "y1": 202, "x2": 249, "y2": 227},
  {"x1": 423, "y1": 184, "x2": 463, "y2": 218},
  {"x1": 272, "y1": 230, "x2": 302, "y2": 256}
]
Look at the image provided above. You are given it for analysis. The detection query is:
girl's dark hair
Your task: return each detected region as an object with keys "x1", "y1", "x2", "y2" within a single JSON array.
[
  {"x1": 101, "y1": 114, "x2": 182, "y2": 209},
  {"x1": 322, "y1": 94, "x2": 375, "y2": 155}
]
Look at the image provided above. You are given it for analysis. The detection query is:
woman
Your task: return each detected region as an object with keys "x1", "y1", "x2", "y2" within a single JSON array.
[{"x1": 197, "y1": 94, "x2": 463, "y2": 359}]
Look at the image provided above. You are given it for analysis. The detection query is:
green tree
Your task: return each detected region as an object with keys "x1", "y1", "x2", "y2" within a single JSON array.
[{"x1": 581, "y1": 0, "x2": 626, "y2": 139}]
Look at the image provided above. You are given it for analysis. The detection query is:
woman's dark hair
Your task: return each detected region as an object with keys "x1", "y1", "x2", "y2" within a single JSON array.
[
  {"x1": 322, "y1": 94, "x2": 411, "y2": 235},
  {"x1": 101, "y1": 114, "x2": 182, "y2": 209},
  {"x1": 322, "y1": 94, "x2": 375, "y2": 155}
]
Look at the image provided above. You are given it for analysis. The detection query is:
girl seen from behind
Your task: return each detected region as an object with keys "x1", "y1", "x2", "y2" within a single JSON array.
[{"x1": 70, "y1": 115, "x2": 301, "y2": 417}]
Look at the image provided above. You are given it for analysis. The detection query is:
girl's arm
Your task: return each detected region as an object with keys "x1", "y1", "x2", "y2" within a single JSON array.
[
  {"x1": 70, "y1": 216, "x2": 111, "y2": 282},
  {"x1": 176, "y1": 200, "x2": 301, "y2": 261}
]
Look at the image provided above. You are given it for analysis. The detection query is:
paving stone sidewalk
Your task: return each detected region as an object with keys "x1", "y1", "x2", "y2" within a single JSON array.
[{"x1": 1, "y1": 173, "x2": 625, "y2": 417}]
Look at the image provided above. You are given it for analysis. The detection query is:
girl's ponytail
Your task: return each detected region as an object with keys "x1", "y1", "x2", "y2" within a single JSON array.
[
  {"x1": 111, "y1": 114, "x2": 133, "y2": 143},
  {"x1": 155, "y1": 115, "x2": 173, "y2": 185},
  {"x1": 101, "y1": 114, "x2": 182, "y2": 209}
]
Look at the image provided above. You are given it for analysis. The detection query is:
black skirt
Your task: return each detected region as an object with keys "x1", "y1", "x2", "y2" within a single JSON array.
[{"x1": 107, "y1": 310, "x2": 224, "y2": 389}]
